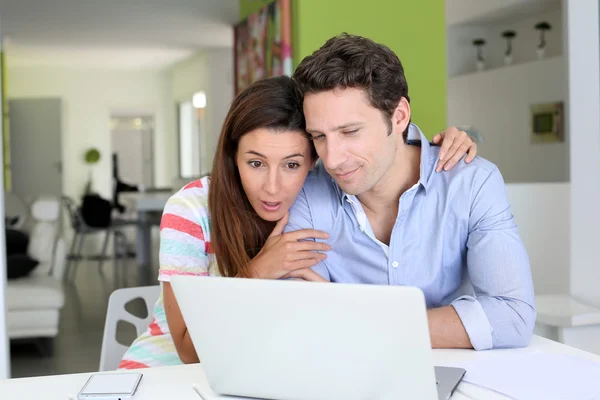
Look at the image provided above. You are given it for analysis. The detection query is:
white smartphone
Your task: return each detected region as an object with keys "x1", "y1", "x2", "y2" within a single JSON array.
[{"x1": 77, "y1": 372, "x2": 143, "y2": 400}]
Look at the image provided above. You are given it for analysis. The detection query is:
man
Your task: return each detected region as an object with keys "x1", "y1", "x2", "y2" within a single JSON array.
[{"x1": 285, "y1": 34, "x2": 536, "y2": 351}]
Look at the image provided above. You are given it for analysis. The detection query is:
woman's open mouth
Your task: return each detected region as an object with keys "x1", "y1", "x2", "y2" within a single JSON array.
[{"x1": 261, "y1": 201, "x2": 282, "y2": 212}]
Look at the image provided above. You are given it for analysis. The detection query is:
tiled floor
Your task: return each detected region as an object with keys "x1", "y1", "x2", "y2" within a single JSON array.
[{"x1": 9, "y1": 258, "x2": 158, "y2": 378}]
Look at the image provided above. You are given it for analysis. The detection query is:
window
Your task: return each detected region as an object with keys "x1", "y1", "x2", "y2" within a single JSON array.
[{"x1": 178, "y1": 91, "x2": 206, "y2": 178}]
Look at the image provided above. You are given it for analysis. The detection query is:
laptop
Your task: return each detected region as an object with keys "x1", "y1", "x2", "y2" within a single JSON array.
[{"x1": 171, "y1": 276, "x2": 465, "y2": 400}]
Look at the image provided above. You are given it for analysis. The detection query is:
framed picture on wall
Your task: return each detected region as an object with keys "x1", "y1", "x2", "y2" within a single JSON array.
[
  {"x1": 234, "y1": 0, "x2": 293, "y2": 95},
  {"x1": 530, "y1": 102, "x2": 564, "y2": 144}
]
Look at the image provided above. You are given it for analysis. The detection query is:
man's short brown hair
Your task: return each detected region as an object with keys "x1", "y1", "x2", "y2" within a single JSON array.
[{"x1": 292, "y1": 33, "x2": 410, "y2": 138}]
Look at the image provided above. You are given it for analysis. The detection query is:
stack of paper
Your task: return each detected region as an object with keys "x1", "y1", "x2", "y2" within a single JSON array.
[{"x1": 445, "y1": 353, "x2": 600, "y2": 400}]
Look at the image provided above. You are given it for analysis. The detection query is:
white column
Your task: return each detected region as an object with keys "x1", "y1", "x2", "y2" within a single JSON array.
[
  {"x1": 0, "y1": 17, "x2": 10, "y2": 379},
  {"x1": 566, "y1": 0, "x2": 600, "y2": 306}
]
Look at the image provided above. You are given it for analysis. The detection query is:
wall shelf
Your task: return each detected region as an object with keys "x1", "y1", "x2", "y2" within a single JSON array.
[
  {"x1": 449, "y1": 55, "x2": 563, "y2": 81},
  {"x1": 447, "y1": 0, "x2": 563, "y2": 78}
]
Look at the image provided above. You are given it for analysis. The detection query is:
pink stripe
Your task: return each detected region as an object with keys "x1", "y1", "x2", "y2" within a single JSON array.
[
  {"x1": 118, "y1": 360, "x2": 149, "y2": 370},
  {"x1": 160, "y1": 270, "x2": 209, "y2": 277},
  {"x1": 160, "y1": 213, "x2": 206, "y2": 241},
  {"x1": 184, "y1": 180, "x2": 203, "y2": 190},
  {"x1": 148, "y1": 318, "x2": 163, "y2": 336}
]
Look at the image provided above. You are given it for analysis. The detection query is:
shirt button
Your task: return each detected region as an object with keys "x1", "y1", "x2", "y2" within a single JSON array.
[{"x1": 392, "y1": 261, "x2": 399, "y2": 268}]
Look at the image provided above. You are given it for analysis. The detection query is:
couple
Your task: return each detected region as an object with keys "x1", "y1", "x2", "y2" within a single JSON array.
[{"x1": 119, "y1": 34, "x2": 535, "y2": 369}]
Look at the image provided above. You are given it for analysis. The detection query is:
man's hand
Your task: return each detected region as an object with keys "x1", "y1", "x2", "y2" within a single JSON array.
[{"x1": 432, "y1": 127, "x2": 477, "y2": 172}]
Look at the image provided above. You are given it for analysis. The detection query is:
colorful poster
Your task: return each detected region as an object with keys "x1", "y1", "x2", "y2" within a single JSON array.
[{"x1": 234, "y1": 0, "x2": 292, "y2": 94}]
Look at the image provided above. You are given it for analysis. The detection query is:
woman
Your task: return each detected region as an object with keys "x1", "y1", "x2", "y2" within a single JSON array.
[{"x1": 118, "y1": 76, "x2": 477, "y2": 369}]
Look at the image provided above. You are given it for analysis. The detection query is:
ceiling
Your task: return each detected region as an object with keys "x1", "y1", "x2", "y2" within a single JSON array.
[{"x1": 0, "y1": 0, "x2": 240, "y2": 69}]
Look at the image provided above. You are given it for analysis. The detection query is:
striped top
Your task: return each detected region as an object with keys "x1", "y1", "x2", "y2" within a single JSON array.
[{"x1": 118, "y1": 176, "x2": 220, "y2": 369}]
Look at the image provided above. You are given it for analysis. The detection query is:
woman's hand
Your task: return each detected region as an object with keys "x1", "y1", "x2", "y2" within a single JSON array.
[
  {"x1": 432, "y1": 127, "x2": 477, "y2": 172},
  {"x1": 282, "y1": 267, "x2": 329, "y2": 282},
  {"x1": 247, "y1": 213, "x2": 331, "y2": 280}
]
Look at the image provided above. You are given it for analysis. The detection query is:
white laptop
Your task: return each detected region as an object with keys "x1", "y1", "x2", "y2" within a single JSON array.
[{"x1": 171, "y1": 276, "x2": 465, "y2": 400}]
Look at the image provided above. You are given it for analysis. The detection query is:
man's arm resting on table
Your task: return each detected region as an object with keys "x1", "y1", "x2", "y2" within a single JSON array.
[
  {"x1": 428, "y1": 306, "x2": 473, "y2": 349},
  {"x1": 451, "y1": 166, "x2": 536, "y2": 350}
]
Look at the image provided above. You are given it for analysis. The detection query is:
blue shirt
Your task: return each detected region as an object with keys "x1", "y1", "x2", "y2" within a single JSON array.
[{"x1": 286, "y1": 124, "x2": 536, "y2": 350}]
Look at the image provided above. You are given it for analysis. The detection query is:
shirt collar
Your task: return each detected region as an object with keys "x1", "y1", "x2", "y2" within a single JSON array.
[{"x1": 337, "y1": 123, "x2": 436, "y2": 205}]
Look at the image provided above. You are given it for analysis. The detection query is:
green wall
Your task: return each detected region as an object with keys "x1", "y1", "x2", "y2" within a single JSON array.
[{"x1": 239, "y1": 0, "x2": 446, "y2": 137}]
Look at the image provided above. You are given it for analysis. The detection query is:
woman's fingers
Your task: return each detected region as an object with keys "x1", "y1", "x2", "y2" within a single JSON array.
[
  {"x1": 285, "y1": 228, "x2": 329, "y2": 241},
  {"x1": 283, "y1": 267, "x2": 328, "y2": 282},
  {"x1": 288, "y1": 241, "x2": 331, "y2": 252}
]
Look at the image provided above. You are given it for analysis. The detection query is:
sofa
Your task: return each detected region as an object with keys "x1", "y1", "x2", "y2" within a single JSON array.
[{"x1": 6, "y1": 196, "x2": 67, "y2": 353}]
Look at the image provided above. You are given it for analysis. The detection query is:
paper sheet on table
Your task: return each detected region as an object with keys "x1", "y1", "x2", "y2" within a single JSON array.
[{"x1": 444, "y1": 353, "x2": 600, "y2": 400}]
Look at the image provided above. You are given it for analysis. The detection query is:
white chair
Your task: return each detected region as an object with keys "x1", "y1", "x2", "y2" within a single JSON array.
[{"x1": 99, "y1": 285, "x2": 161, "y2": 371}]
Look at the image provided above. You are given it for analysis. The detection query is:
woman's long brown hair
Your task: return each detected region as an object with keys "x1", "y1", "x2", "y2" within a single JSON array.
[{"x1": 208, "y1": 76, "x2": 314, "y2": 278}]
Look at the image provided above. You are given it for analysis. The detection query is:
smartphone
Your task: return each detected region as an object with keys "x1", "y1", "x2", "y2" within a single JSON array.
[{"x1": 77, "y1": 372, "x2": 143, "y2": 400}]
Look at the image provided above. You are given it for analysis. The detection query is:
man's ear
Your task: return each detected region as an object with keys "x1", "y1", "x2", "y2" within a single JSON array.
[{"x1": 391, "y1": 97, "x2": 411, "y2": 136}]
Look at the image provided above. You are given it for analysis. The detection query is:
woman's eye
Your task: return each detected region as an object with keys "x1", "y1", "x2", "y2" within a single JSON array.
[
  {"x1": 286, "y1": 162, "x2": 300, "y2": 170},
  {"x1": 249, "y1": 160, "x2": 263, "y2": 168}
]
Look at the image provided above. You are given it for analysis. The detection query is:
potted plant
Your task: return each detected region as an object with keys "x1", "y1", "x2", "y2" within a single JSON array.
[{"x1": 83, "y1": 148, "x2": 101, "y2": 195}]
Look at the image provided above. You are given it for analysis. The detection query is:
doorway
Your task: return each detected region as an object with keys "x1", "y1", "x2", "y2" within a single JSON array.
[
  {"x1": 9, "y1": 98, "x2": 63, "y2": 201},
  {"x1": 110, "y1": 115, "x2": 154, "y2": 189}
]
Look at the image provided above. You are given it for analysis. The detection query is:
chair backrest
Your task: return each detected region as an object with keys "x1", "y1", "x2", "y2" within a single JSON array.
[
  {"x1": 99, "y1": 285, "x2": 161, "y2": 371},
  {"x1": 61, "y1": 195, "x2": 86, "y2": 231},
  {"x1": 28, "y1": 196, "x2": 61, "y2": 277}
]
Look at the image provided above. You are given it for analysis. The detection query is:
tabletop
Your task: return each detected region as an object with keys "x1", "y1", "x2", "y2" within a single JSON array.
[{"x1": 2, "y1": 335, "x2": 598, "y2": 400}]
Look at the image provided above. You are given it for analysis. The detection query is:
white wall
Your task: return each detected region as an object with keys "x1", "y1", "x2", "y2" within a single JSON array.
[
  {"x1": 506, "y1": 183, "x2": 570, "y2": 294},
  {"x1": 447, "y1": 56, "x2": 568, "y2": 183},
  {"x1": 6, "y1": 66, "x2": 173, "y2": 199},
  {"x1": 565, "y1": 0, "x2": 600, "y2": 308},
  {"x1": 205, "y1": 48, "x2": 234, "y2": 171},
  {"x1": 5, "y1": 47, "x2": 233, "y2": 200},
  {"x1": 448, "y1": 8, "x2": 562, "y2": 77},
  {"x1": 167, "y1": 48, "x2": 233, "y2": 179},
  {"x1": 170, "y1": 53, "x2": 209, "y2": 106}
]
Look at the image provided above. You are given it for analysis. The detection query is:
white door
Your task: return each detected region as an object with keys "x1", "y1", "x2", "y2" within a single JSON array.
[
  {"x1": 110, "y1": 116, "x2": 154, "y2": 188},
  {"x1": 9, "y1": 98, "x2": 63, "y2": 201}
]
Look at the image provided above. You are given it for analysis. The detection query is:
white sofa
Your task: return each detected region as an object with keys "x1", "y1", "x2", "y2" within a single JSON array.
[{"x1": 6, "y1": 197, "x2": 67, "y2": 351}]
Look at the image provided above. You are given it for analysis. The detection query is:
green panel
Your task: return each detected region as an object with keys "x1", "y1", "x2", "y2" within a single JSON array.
[{"x1": 239, "y1": 0, "x2": 446, "y2": 137}]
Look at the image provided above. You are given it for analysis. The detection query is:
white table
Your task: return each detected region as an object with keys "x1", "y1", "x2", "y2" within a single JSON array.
[{"x1": 3, "y1": 335, "x2": 599, "y2": 400}]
